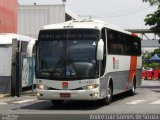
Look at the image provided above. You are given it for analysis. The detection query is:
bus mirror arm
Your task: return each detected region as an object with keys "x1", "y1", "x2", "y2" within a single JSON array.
[
  {"x1": 34, "y1": 40, "x2": 39, "y2": 54},
  {"x1": 96, "y1": 39, "x2": 104, "y2": 61}
]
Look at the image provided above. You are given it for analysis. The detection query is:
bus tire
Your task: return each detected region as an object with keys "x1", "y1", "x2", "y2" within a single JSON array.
[
  {"x1": 101, "y1": 82, "x2": 113, "y2": 105},
  {"x1": 51, "y1": 100, "x2": 64, "y2": 106},
  {"x1": 129, "y1": 79, "x2": 136, "y2": 96}
]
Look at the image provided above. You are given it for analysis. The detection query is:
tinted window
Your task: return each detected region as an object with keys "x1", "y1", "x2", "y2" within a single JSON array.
[
  {"x1": 107, "y1": 29, "x2": 141, "y2": 56},
  {"x1": 107, "y1": 29, "x2": 124, "y2": 55},
  {"x1": 36, "y1": 29, "x2": 100, "y2": 80}
]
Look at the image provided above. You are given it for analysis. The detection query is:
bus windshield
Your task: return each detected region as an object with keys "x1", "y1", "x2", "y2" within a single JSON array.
[{"x1": 36, "y1": 29, "x2": 100, "y2": 80}]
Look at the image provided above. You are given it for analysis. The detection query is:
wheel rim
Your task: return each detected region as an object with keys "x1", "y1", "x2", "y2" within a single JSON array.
[
  {"x1": 132, "y1": 83, "x2": 135, "y2": 93},
  {"x1": 107, "y1": 86, "x2": 112, "y2": 99}
]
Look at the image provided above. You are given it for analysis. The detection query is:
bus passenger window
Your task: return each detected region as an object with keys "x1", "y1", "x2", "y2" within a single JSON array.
[{"x1": 107, "y1": 29, "x2": 124, "y2": 55}]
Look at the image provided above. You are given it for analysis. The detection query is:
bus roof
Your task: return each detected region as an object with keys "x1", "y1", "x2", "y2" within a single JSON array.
[
  {"x1": 43, "y1": 19, "x2": 131, "y2": 35},
  {"x1": 0, "y1": 35, "x2": 12, "y2": 45},
  {"x1": 0, "y1": 33, "x2": 36, "y2": 43}
]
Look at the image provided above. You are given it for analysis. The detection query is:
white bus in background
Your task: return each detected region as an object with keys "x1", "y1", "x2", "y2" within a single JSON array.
[
  {"x1": 0, "y1": 35, "x2": 12, "y2": 94},
  {"x1": 0, "y1": 34, "x2": 36, "y2": 91},
  {"x1": 23, "y1": 38, "x2": 37, "y2": 88},
  {"x1": 35, "y1": 19, "x2": 142, "y2": 106}
]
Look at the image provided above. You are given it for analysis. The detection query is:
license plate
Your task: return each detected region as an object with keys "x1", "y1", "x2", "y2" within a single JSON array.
[{"x1": 60, "y1": 93, "x2": 71, "y2": 98}]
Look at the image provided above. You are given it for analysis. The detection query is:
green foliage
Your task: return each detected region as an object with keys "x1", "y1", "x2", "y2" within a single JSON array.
[
  {"x1": 154, "y1": 48, "x2": 160, "y2": 54},
  {"x1": 148, "y1": 62, "x2": 160, "y2": 69},
  {"x1": 144, "y1": 10, "x2": 160, "y2": 36},
  {"x1": 142, "y1": 50, "x2": 152, "y2": 67},
  {"x1": 142, "y1": 48, "x2": 160, "y2": 69},
  {"x1": 143, "y1": 0, "x2": 160, "y2": 6},
  {"x1": 143, "y1": 0, "x2": 160, "y2": 36}
]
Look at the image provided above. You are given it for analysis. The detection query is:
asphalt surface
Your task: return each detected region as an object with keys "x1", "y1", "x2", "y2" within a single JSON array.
[{"x1": 0, "y1": 80, "x2": 160, "y2": 120}]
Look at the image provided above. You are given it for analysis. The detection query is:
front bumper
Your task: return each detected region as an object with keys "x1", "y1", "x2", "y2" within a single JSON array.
[{"x1": 37, "y1": 88, "x2": 99, "y2": 100}]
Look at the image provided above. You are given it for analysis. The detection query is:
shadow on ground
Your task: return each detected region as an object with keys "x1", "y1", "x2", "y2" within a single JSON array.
[
  {"x1": 18, "y1": 92, "x2": 135, "y2": 111},
  {"x1": 140, "y1": 86, "x2": 160, "y2": 89}
]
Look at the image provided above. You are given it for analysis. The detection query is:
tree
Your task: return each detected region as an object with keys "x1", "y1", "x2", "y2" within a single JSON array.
[
  {"x1": 154, "y1": 47, "x2": 160, "y2": 54},
  {"x1": 143, "y1": 0, "x2": 160, "y2": 36},
  {"x1": 143, "y1": 0, "x2": 160, "y2": 6},
  {"x1": 142, "y1": 47, "x2": 160, "y2": 69}
]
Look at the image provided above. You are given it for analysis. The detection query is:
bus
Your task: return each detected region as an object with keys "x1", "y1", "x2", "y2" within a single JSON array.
[
  {"x1": 35, "y1": 19, "x2": 142, "y2": 106},
  {"x1": 0, "y1": 33, "x2": 36, "y2": 94}
]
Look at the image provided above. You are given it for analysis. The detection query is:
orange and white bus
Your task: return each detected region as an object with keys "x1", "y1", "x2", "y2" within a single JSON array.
[{"x1": 35, "y1": 19, "x2": 142, "y2": 106}]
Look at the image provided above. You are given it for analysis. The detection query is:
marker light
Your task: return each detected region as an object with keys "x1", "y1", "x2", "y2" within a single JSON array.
[
  {"x1": 37, "y1": 84, "x2": 50, "y2": 90},
  {"x1": 82, "y1": 84, "x2": 98, "y2": 90}
]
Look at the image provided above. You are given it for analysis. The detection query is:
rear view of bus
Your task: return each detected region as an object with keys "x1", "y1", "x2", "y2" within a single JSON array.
[{"x1": 35, "y1": 19, "x2": 142, "y2": 106}]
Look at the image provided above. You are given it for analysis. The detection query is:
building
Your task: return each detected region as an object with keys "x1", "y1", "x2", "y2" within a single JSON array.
[
  {"x1": 126, "y1": 29, "x2": 160, "y2": 53},
  {"x1": 18, "y1": 5, "x2": 78, "y2": 38},
  {"x1": 142, "y1": 40, "x2": 160, "y2": 53},
  {"x1": 0, "y1": 3, "x2": 77, "y2": 95},
  {"x1": 0, "y1": 0, "x2": 17, "y2": 33},
  {"x1": 0, "y1": 0, "x2": 18, "y2": 94}
]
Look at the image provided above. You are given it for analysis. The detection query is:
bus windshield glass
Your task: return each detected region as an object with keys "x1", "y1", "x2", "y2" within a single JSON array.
[{"x1": 36, "y1": 29, "x2": 100, "y2": 80}]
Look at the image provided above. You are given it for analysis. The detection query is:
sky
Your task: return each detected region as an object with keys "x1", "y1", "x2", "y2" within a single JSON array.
[{"x1": 18, "y1": 0, "x2": 158, "y2": 29}]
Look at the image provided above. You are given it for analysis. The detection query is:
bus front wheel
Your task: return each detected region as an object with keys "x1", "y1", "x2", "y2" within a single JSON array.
[
  {"x1": 129, "y1": 79, "x2": 136, "y2": 96},
  {"x1": 101, "y1": 82, "x2": 113, "y2": 105}
]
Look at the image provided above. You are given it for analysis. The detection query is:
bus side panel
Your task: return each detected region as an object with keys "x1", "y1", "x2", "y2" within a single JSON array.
[
  {"x1": 100, "y1": 71, "x2": 130, "y2": 99},
  {"x1": 136, "y1": 56, "x2": 142, "y2": 87},
  {"x1": 100, "y1": 55, "x2": 142, "y2": 98},
  {"x1": 99, "y1": 73, "x2": 109, "y2": 99}
]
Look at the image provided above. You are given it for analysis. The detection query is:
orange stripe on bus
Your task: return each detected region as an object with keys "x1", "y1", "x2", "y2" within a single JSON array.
[
  {"x1": 129, "y1": 56, "x2": 137, "y2": 81},
  {"x1": 126, "y1": 56, "x2": 137, "y2": 91}
]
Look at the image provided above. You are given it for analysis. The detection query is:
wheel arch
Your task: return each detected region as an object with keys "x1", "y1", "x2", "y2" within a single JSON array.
[
  {"x1": 133, "y1": 75, "x2": 136, "y2": 89},
  {"x1": 108, "y1": 77, "x2": 113, "y2": 91}
]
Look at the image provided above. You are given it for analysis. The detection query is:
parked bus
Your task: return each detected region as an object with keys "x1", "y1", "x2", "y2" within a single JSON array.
[
  {"x1": 0, "y1": 34, "x2": 36, "y2": 94},
  {"x1": 35, "y1": 19, "x2": 142, "y2": 106}
]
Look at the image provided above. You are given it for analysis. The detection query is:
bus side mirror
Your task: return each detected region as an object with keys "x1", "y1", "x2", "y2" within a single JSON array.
[{"x1": 96, "y1": 39, "x2": 104, "y2": 60}]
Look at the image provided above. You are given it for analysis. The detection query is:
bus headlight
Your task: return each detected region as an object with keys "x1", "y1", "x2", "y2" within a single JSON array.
[
  {"x1": 37, "y1": 85, "x2": 48, "y2": 90},
  {"x1": 82, "y1": 84, "x2": 99, "y2": 90}
]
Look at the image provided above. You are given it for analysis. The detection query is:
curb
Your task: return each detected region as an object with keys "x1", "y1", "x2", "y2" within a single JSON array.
[
  {"x1": 0, "y1": 94, "x2": 10, "y2": 99},
  {"x1": 0, "y1": 93, "x2": 36, "y2": 98},
  {"x1": 0, "y1": 91, "x2": 37, "y2": 99},
  {"x1": 21, "y1": 93, "x2": 37, "y2": 96}
]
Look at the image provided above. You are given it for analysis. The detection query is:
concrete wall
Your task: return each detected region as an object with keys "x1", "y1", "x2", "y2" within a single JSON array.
[{"x1": 0, "y1": 0, "x2": 18, "y2": 33}]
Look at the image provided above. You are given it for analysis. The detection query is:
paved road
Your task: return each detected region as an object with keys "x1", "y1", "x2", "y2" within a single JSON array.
[{"x1": 0, "y1": 80, "x2": 160, "y2": 120}]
